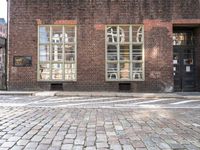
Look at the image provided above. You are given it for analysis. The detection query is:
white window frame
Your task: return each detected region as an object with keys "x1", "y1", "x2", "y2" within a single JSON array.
[
  {"x1": 37, "y1": 25, "x2": 77, "y2": 81},
  {"x1": 105, "y1": 25, "x2": 145, "y2": 81}
]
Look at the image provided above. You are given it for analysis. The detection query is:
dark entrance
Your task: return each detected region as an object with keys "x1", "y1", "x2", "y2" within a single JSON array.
[{"x1": 173, "y1": 29, "x2": 196, "y2": 91}]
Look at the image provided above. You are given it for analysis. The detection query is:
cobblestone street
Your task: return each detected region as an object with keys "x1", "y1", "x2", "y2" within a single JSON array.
[{"x1": 0, "y1": 96, "x2": 200, "y2": 150}]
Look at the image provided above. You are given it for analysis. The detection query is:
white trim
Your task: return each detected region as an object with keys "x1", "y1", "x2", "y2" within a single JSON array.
[
  {"x1": 37, "y1": 25, "x2": 77, "y2": 82},
  {"x1": 105, "y1": 25, "x2": 145, "y2": 81}
]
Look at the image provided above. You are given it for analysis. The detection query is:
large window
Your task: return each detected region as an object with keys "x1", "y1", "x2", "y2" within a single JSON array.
[
  {"x1": 38, "y1": 25, "x2": 76, "y2": 81},
  {"x1": 106, "y1": 25, "x2": 144, "y2": 81}
]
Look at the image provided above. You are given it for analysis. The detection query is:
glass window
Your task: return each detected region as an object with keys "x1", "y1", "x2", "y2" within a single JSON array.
[
  {"x1": 173, "y1": 32, "x2": 193, "y2": 46},
  {"x1": 38, "y1": 25, "x2": 76, "y2": 81},
  {"x1": 106, "y1": 25, "x2": 144, "y2": 81}
]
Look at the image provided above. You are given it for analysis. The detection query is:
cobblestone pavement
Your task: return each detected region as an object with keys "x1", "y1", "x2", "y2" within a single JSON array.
[{"x1": 0, "y1": 96, "x2": 199, "y2": 150}]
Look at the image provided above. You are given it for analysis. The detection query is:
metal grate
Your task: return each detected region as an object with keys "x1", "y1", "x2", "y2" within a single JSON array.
[
  {"x1": 50, "y1": 83, "x2": 63, "y2": 91},
  {"x1": 119, "y1": 83, "x2": 131, "y2": 91}
]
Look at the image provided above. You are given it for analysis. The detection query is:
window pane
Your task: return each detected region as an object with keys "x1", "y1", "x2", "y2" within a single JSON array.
[
  {"x1": 39, "y1": 27, "x2": 50, "y2": 44},
  {"x1": 107, "y1": 63, "x2": 118, "y2": 79},
  {"x1": 65, "y1": 63, "x2": 76, "y2": 80},
  {"x1": 39, "y1": 45, "x2": 50, "y2": 62},
  {"x1": 107, "y1": 45, "x2": 117, "y2": 61},
  {"x1": 52, "y1": 63, "x2": 63, "y2": 80},
  {"x1": 38, "y1": 25, "x2": 76, "y2": 81},
  {"x1": 120, "y1": 45, "x2": 130, "y2": 61},
  {"x1": 132, "y1": 63, "x2": 143, "y2": 80},
  {"x1": 39, "y1": 64, "x2": 50, "y2": 80},
  {"x1": 52, "y1": 45, "x2": 63, "y2": 61},
  {"x1": 132, "y1": 26, "x2": 143, "y2": 43},
  {"x1": 52, "y1": 27, "x2": 63, "y2": 43},
  {"x1": 173, "y1": 32, "x2": 193, "y2": 46},
  {"x1": 119, "y1": 26, "x2": 130, "y2": 42},
  {"x1": 65, "y1": 26, "x2": 75, "y2": 43},
  {"x1": 120, "y1": 62, "x2": 130, "y2": 79},
  {"x1": 65, "y1": 44, "x2": 75, "y2": 62},
  {"x1": 132, "y1": 45, "x2": 142, "y2": 61},
  {"x1": 107, "y1": 26, "x2": 118, "y2": 43}
]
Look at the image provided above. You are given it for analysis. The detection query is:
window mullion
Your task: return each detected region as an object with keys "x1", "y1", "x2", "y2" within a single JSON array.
[
  {"x1": 50, "y1": 26, "x2": 52, "y2": 81},
  {"x1": 75, "y1": 26, "x2": 77, "y2": 81},
  {"x1": 117, "y1": 26, "x2": 120, "y2": 81},
  {"x1": 37, "y1": 26, "x2": 40, "y2": 81},
  {"x1": 142, "y1": 26, "x2": 144, "y2": 80},
  {"x1": 130, "y1": 25, "x2": 133, "y2": 80},
  {"x1": 62, "y1": 26, "x2": 65, "y2": 80}
]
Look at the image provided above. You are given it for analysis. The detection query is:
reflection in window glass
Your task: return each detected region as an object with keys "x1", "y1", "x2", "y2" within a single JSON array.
[
  {"x1": 120, "y1": 45, "x2": 129, "y2": 61},
  {"x1": 65, "y1": 26, "x2": 75, "y2": 43},
  {"x1": 107, "y1": 26, "x2": 118, "y2": 43},
  {"x1": 52, "y1": 45, "x2": 63, "y2": 61},
  {"x1": 107, "y1": 45, "x2": 118, "y2": 61},
  {"x1": 52, "y1": 27, "x2": 63, "y2": 43},
  {"x1": 132, "y1": 63, "x2": 143, "y2": 80},
  {"x1": 39, "y1": 64, "x2": 50, "y2": 80},
  {"x1": 119, "y1": 26, "x2": 130, "y2": 43},
  {"x1": 132, "y1": 45, "x2": 142, "y2": 61},
  {"x1": 107, "y1": 63, "x2": 118, "y2": 79},
  {"x1": 106, "y1": 25, "x2": 144, "y2": 81},
  {"x1": 38, "y1": 25, "x2": 76, "y2": 81},
  {"x1": 65, "y1": 45, "x2": 75, "y2": 62},
  {"x1": 39, "y1": 45, "x2": 50, "y2": 62},
  {"x1": 39, "y1": 27, "x2": 50, "y2": 43},
  {"x1": 65, "y1": 63, "x2": 76, "y2": 80},
  {"x1": 132, "y1": 26, "x2": 143, "y2": 43},
  {"x1": 120, "y1": 62, "x2": 130, "y2": 79},
  {"x1": 173, "y1": 32, "x2": 193, "y2": 45},
  {"x1": 52, "y1": 64, "x2": 63, "y2": 80}
]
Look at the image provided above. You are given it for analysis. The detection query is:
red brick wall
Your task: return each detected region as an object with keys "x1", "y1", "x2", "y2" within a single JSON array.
[{"x1": 8, "y1": 0, "x2": 200, "y2": 91}]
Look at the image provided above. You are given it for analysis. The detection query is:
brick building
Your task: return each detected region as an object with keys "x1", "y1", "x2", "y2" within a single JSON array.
[{"x1": 8, "y1": 0, "x2": 200, "y2": 92}]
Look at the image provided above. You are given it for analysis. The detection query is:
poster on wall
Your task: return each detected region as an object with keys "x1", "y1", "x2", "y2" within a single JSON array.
[{"x1": 13, "y1": 56, "x2": 32, "y2": 67}]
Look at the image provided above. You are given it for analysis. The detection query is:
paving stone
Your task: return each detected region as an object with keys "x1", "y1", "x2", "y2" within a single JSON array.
[
  {"x1": 0, "y1": 140, "x2": 6, "y2": 145},
  {"x1": 73, "y1": 146, "x2": 83, "y2": 150},
  {"x1": 96, "y1": 143, "x2": 109, "y2": 148},
  {"x1": 48, "y1": 146, "x2": 61, "y2": 150},
  {"x1": 110, "y1": 144, "x2": 122, "y2": 150},
  {"x1": 24, "y1": 142, "x2": 38, "y2": 149},
  {"x1": 17, "y1": 140, "x2": 29, "y2": 146},
  {"x1": 36, "y1": 144, "x2": 49, "y2": 150},
  {"x1": 1, "y1": 142, "x2": 16, "y2": 148},
  {"x1": 122, "y1": 145, "x2": 135, "y2": 150},
  {"x1": 10, "y1": 145, "x2": 24, "y2": 150},
  {"x1": 74, "y1": 139, "x2": 84, "y2": 145},
  {"x1": 61, "y1": 144, "x2": 73, "y2": 150},
  {"x1": 85, "y1": 146, "x2": 96, "y2": 150},
  {"x1": 158, "y1": 142, "x2": 171, "y2": 149},
  {"x1": 131, "y1": 140, "x2": 145, "y2": 148},
  {"x1": 31, "y1": 135, "x2": 43, "y2": 142},
  {"x1": 51, "y1": 141, "x2": 62, "y2": 147},
  {"x1": 63, "y1": 138, "x2": 74, "y2": 144},
  {"x1": 65, "y1": 134, "x2": 76, "y2": 139},
  {"x1": 0, "y1": 148, "x2": 9, "y2": 150},
  {"x1": 169, "y1": 143, "x2": 186, "y2": 149}
]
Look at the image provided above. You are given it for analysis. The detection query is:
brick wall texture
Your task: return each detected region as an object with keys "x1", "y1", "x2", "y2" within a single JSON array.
[{"x1": 8, "y1": 0, "x2": 200, "y2": 92}]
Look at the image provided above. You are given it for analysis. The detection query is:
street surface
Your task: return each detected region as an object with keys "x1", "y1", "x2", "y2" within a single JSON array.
[{"x1": 0, "y1": 95, "x2": 199, "y2": 150}]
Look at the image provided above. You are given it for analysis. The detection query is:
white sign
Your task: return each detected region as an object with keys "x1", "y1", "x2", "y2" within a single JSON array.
[
  {"x1": 173, "y1": 60, "x2": 178, "y2": 64},
  {"x1": 186, "y1": 66, "x2": 191, "y2": 72}
]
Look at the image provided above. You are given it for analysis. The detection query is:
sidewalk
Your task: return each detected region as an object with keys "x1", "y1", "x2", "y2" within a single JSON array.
[{"x1": 0, "y1": 91, "x2": 200, "y2": 99}]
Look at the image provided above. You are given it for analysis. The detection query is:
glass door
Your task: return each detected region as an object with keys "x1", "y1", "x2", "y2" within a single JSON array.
[{"x1": 173, "y1": 30, "x2": 196, "y2": 91}]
